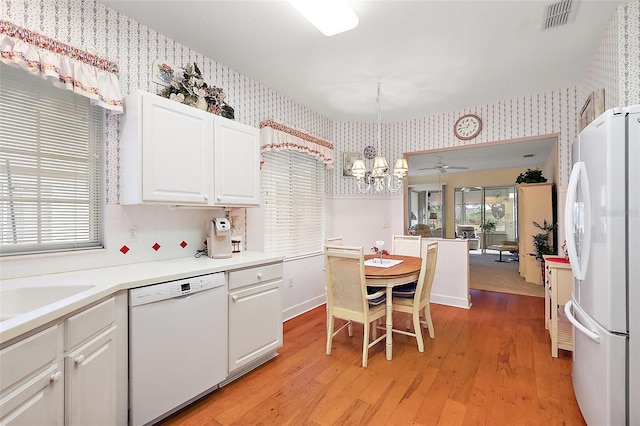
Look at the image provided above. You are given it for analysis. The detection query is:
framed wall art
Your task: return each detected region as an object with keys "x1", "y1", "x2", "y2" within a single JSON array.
[
  {"x1": 342, "y1": 151, "x2": 361, "y2": 177},
  {"x1": 579, "y1": 88, "x2": 605, "y2": 131}
]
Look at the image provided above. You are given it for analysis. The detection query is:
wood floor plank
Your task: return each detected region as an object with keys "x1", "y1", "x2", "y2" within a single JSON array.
[{"x1": 161, "y1": 290, "x2": 585, "y2": 426}]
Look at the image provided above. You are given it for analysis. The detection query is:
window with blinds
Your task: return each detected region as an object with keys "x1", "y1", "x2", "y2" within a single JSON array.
[
  {"x1": 0, "y1": 63, "x2": 105, "y2": 256},
  {"x1": 261, "y1": 150, "x2": 325, "y2": 258}
]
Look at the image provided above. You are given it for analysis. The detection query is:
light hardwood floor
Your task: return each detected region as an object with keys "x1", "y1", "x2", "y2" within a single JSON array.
[{"x1": 161, "y1": 290, "x2": 585, "y2": 425}]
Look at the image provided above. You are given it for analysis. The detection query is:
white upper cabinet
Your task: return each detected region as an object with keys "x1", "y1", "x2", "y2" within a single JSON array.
[
  {"x1": 120, "y1": 91, "x2": 214, "y2": 205},
  {"x1": 213, "y1": 118, "x2": 260, "y2": 206},
  {"x1": 120, "y1": 90, "x2": 260, "y2": 207}
]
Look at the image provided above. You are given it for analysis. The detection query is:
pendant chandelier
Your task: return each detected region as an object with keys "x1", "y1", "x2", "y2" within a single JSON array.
[{"x1": 351, "y1": 83, "x2": 408, "y2": 193}]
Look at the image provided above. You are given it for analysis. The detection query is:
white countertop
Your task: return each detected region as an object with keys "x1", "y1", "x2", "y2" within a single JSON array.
[{"x1": 0, "y1": 252, "x2": 283, "y2": 344}]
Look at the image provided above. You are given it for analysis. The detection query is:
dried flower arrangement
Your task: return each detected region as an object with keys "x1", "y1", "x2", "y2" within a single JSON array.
[{"x1": 159, "y1": 62, "x2": 234, "y2": 119}]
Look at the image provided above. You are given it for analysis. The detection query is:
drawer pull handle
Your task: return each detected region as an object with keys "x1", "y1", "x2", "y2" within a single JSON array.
[
  {"x1": 50, "y1": 371, "x2": 63, "y2": 382},
  {"x1": 74, "y1": 355, "x2": 85, "y2": 364},
  {"x1": 257, "y1": 273, "x2": 263, "y2": 279},
  {"x1": 232, "y1": 295, "x2": 238, "y2": 302}
]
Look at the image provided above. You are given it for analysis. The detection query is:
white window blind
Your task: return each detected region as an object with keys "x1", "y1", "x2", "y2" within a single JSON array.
[
  {"x1": 261, "y1": 150, "x2": 325, "y2": 258},
  {"x1": 0, "y1": 63, "x2": 105, "y2": 256}
]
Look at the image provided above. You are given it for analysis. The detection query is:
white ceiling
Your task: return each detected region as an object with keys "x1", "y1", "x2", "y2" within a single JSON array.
[
  {"x1": 100, "y1": 0, "x2": 627, "y2": 123},
  {"x1": 99, "y1": 0, "x2": 625, "y2": 171}
]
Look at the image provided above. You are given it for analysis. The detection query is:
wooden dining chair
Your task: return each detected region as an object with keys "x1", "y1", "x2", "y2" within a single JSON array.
[
  {"x1": 324, "y1": 245, "x2": 387, "y2": 367},
  {"x1": 392, "y1": 235, "x2": 422, "y2": 257},
  {"x1": 326, "y1": 236, "x2": 343, "y2": 245},
  {"x1": 391, "y1": 241, "x2": 438, "y2": 352}
]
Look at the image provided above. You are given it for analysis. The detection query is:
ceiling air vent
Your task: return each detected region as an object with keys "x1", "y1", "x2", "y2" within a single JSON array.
[{"x1": 542, "y1": 0, "x2": 576, "y2": 30}]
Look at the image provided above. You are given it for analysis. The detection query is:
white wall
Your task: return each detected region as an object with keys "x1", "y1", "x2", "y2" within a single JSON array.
[{"x1": 325, "y1": 195, "x2": 404, "y2": 249}]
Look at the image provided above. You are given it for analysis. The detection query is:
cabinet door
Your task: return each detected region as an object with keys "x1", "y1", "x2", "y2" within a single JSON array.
[
  {"x1": 228, "y1": 280, "x2": 282, "y2": 372},
  {"x1": 0, "y1": 364, "x2": 64, "y2": 426},
  {"x1": 517, "y1": 183, "x2": 553, "y2": 285},
  {"x1": 142, "y1": 94, "x2": 214, "y2": 204},
  {"x1": 64, "y1": 326, "x2": 117, "y2": 426},
  {"x1": 0, "y1": 326, "x2": 63, "y2": 425},
  {"x1": 213, "y1": 118, "x2": 260, "y2": 206}
]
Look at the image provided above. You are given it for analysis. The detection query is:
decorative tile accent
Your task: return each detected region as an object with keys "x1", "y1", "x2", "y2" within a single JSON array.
[
  {"x1": 120, "y1": 245, "x2": 129, "y2": 254},
  {"x1": 152, "y1": 243, "x2": 161, "y2": 251},
  {"x1": 180, "y1": 241, "x2": 187, "y2": 248}
]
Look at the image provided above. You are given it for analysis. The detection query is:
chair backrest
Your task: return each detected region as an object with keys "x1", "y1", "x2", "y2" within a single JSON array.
[
  {"x1": 415, "y1": 224, "x2": 432, "y2": 237},
  {"x1": 457, "y1": 225, "x2": 476, "y2": 239},
  {"x1": 324, "y1": 245, "x2": 368, "y2": 316},
  {"x1": 326, "y1": 236, "x2": 343, "y2": 245},
  {"x1": 414, "y1": 241, "x2": 439, "y2": 306},
  {"x1": 392, "y1": 235, "x2": 422, "y2": 257}
]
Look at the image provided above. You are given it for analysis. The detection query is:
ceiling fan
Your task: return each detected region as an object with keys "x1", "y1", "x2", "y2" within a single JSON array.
[{"x1": 419, "y1": 156, "x2": 469, "y2": 173}]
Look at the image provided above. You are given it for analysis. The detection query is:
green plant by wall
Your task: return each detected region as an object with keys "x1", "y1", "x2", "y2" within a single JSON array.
[
  {"x1": 529, "y1": 220, "x2": 557, "y2": 262},
  {"x1": 516, "y1": 168, "x2": 547, "y2": 184},
  {"x1": 481, "y1": 220, "x2": 497, "y2": 233}
]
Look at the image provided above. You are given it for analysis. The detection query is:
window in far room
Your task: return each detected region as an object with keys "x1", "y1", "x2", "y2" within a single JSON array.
[{"x1": 0, "y1": 63, "x2": 105, "y2": 256}]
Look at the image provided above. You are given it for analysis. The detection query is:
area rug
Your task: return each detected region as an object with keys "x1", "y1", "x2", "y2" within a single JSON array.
[{"x1": 469, "y1": 253, "x2": 544, "y2": 298}]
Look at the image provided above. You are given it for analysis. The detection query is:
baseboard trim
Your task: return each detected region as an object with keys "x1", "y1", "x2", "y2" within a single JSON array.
[
  {"x1": 431, "y1": 293, "x2": 472, "y2": 309},
  {"x1": 283, "y1": 295, "x2": 326, "y2": 322}
]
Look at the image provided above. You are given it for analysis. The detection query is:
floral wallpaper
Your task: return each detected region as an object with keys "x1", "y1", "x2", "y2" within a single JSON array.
[{"x1": 1, "y1": 0, "x2": 638, "y2": 202}]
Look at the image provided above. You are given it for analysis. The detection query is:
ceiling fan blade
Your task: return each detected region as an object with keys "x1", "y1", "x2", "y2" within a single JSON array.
[{"x1": 445, "y1": 165, "x2": 469, "y2": 170}]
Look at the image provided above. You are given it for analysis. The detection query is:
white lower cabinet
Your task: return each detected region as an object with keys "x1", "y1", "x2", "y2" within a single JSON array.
[
  {"x1": 227, "y1": 263, "x2": 283, "y2": 373},
  {"x1": 0, "y1": 295, "x2": 123, "y2": 426},
  {"x1": 0, "y1": 325, "x2": 64, "y2": 425},
  {"x1": 64, "y1": 296, "x2": 117, "y2": 426}
]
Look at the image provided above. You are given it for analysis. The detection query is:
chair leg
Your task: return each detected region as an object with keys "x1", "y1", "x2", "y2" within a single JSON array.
[
  {"x1": 423, "y1": 306, "x2": 435, "y2": 339},
  {"x1": 326, "y1": 315, "x2": 334, "y2": 355},
  {"x1": 413, "y1": 310, "x2": 424, "y2": 352},
  {"x1": 362, "y1": 322, "x2": 370, "y2": 368},
  {"x1": 348, "y1": 321, "x2": 353, "y2": 336},
  {"x1": 405, "y1": 315, "x2": 411, "y2": 330}
]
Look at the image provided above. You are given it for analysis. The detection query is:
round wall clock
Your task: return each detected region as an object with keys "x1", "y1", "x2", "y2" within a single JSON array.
[
  {"x1": 363, "y1": 145, "x2": 377, "y2": 159},
  {"x1": 453, "y1": 114, "x2": 482, "y2": 140}
]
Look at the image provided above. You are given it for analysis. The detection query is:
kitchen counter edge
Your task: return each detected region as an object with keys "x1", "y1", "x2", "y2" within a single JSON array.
[{"x1": 0, "y1": 252, "x2": 284, "y2": 344}]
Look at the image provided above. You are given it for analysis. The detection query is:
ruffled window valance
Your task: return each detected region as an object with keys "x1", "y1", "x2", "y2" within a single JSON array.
[
  {"x1": 259, "y1": 119, "x2": 334, "y2": 167},
  {"x1": 0, "y1": 20, "x2": 123, "y2": 113}
]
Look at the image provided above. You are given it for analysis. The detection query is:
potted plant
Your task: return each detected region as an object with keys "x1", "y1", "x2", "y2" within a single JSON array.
[
  {"x1": 529, "y1": 220, "x2": 557, "y2": 281},
  {"x1": 481, "y1": 220, "x2": 497, "y2": 234},
  {"x1": 516, "y1": 168, "x2": 547, "y2": 184}
]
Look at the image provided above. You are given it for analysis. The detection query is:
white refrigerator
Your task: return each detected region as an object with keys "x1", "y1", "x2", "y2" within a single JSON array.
[{"x1": 564, "y1": 105, "x2": 639, "y2": 425}]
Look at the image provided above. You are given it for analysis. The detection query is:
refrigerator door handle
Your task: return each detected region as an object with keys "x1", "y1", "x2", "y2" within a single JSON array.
[
  {"x1": 565, "y1": 161, "x2": 591, "y2": 280},
  {"x1": 565, "y1": 301, "x2": 601, "y2": 343}
]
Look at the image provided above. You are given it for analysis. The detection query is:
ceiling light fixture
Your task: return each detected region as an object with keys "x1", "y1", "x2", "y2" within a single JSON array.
[
  {"x1": 288, "y1": 0, "x2": 359, "y2": 36},
  {"x1": 351, "y1": 83, "x2": 407, "y2": 193}
]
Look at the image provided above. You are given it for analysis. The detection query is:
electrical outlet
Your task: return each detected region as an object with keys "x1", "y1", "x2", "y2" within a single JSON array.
[
  {"x1": 126, "y1": 226, "x2": 137, "y2": 242},
  {"x1": 288, "y1": 277, "x2": 293, "y2": 288}
]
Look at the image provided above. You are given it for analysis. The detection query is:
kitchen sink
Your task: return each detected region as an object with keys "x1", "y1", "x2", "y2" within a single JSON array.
[{"x1": 0, "y1": 285, "x2": 95, "y2": 321}]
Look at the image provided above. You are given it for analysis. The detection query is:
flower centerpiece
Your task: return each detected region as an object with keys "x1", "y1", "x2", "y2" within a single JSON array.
[
  {"x1": 159, "y1": 62, "x2": 234, "y2": 119},
  {"x1": 371, "y1": 245, "x2": 389, "y2": 263}
]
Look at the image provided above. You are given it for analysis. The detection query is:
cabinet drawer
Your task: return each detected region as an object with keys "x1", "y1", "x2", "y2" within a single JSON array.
[
  {"x1": 66, "y1": 297, "x2": 115, "y2": 350},
  {"x1": 228, "y1": 263, "x2": 283, "y2": 291},
  {"x1": 0, "y1": 325, "x2": 60, "y2": 391}
]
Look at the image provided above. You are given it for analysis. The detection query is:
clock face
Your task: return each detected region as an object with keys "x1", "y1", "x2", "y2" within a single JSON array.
[{"x1": 454, "y1": 114, "x2": 482, "y2": 140}]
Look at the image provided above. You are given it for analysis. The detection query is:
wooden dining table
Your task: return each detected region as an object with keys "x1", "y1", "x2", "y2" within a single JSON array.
[{"x1": 364, "y1": 253, "x2": 422, "y2": 361}]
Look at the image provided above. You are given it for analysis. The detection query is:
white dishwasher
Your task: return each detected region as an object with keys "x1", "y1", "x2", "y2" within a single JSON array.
[{"x1": 129, "y1": 272, "x2": 227, "y2": 426}]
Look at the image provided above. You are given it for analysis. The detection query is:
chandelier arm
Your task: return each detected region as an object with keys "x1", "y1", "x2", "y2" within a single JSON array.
[
  {"x1": 356, "y1": 178, "x2": 371, "y2": 193},
  {"x1": 386, "y1": 175, "x2": 404, "y2": 193}
]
